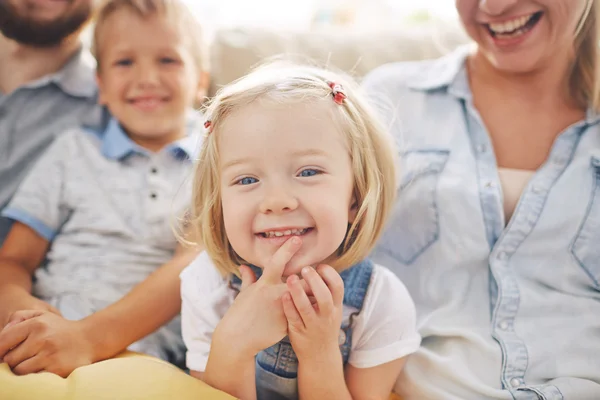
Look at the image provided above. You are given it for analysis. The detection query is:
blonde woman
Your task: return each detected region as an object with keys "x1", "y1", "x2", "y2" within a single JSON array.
[
  {"x1": 180, "y1": 62, "x2": 421, "y2": 400},
  {"x1": 363, "y1": 0, "x2": 600, "y2": 399}
]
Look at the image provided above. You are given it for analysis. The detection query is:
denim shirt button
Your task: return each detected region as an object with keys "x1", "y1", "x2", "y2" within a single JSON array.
[
  {"x1": 531, "y1": 185, "x2": 542, "y2": 194},
  {"x1": 485, "y1": 181, "x2": 495, "y2": 188},
  {"x1": 510, "y1": 378, "x2": 522, "y2": 388},
  {"x1": 499, "y1": 320, "x2": 509, "y2": 330},
  {"x1": 477, "y1": 144, "x2": 487, "y2": 153},
  {"x1": 497, "y1": 251, "x2": 508, "y2": 260}
]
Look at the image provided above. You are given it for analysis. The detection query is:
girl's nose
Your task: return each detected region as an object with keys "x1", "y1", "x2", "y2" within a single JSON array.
[{"x1": 259, "y1": 185, "x2": 299, "y2": 214}]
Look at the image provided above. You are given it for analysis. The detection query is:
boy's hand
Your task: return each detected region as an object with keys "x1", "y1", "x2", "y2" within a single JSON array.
[
  {"x1": 0, "y1": 310, "x2": 95, "y2": 377},
  {"x1": 211, "y1": 236, "x2": 303, "y2": 358},
  {"x1": 282, "y1": 264, "x2": 344, "y2": 361}
]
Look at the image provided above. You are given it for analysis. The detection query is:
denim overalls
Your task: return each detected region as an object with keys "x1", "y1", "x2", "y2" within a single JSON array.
[{"x1": 230, "y1": 259, "x2": 374, "y2": 400}]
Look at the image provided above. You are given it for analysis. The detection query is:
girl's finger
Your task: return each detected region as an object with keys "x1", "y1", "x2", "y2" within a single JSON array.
[
  {"x1": 282, "y1": 292, "x2": 304, "y2": 330},
  {"x1": 287, "y1": 275, "x2": 316, "y2": 324},
  {"x1": 239, "y1": 265, "x2": 257, "y2": 291},
  {"x1": 316, "y1": 265, "x2": 344, "y2": 306},
  {"x1": 301, "y1": 267, "x2": 334, "y2": 315},
  {"x1": 262, "y1": 236, "x2": 302, "y2": 284}
]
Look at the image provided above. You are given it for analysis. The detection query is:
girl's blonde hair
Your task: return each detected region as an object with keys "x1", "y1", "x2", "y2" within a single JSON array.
[
  {"x1": 92, "y1": 0, "x2": 209, "y2": 73},
  {"x1": 189, "y1": 61, "x2": 397, "y2": 276},
  {"x1": 572, "y1": 0, "x2": 600, "y2": 111}
]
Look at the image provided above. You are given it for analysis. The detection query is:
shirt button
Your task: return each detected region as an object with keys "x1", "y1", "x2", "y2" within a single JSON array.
[
  {"x1": 150, "y1": 193, "x2": 157, "y2": 199},
  {"x1": 510, "y1": 378, "x2": 523, "y2": 388},
  {"x1": 485, "y1": 181, "x2": 495, "y2": 188},
  {"x1": 477, "y1": 144, "x2": 487, "y2": 153},
  {"x1": 497, "y1": 251, "x2": 508, "y2": 260},
  {"x1": 499, "y1": 320, "x2": 509, "y2": 330},
  {"x1": 151, "y1": 167, "x2": 158, "y2": 174},
  {"x1": 531, "y1": 185, "x2": 541, "y2": 194}
]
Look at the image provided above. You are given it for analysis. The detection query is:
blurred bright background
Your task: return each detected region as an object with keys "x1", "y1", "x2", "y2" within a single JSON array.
[{"x1": 182, "y1": 0, "x2": 459, "y2": 36}]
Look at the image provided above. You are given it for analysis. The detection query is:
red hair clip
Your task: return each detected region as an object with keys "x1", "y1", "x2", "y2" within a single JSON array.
[
  {"x1": 328, "y1": 82, "x2": 346, "y2": 105},
  {"x1": 204, "y1": 120, "x2": 212, "y2": 133}
]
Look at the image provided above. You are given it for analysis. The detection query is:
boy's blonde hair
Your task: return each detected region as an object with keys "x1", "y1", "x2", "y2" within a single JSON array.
[
  {"x1": 189, "y1": 61, "x2": 398, "y2": 276},
  {"x1": 92, "y1": 0, "x2": 209, "y2": 73}
]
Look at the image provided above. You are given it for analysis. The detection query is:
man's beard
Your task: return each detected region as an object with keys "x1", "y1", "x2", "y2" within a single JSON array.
[{"x1": 0, "y1": 1, "x2": 92, "y2": 47}]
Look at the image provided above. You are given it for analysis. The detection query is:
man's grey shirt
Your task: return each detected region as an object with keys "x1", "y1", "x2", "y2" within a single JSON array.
[{"x1": 0, "y1": 47, "x2": 99, "y2": 244}]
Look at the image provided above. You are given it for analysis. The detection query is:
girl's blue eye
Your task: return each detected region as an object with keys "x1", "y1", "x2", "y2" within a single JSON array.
[
  {"x1": 238, "y1": 177, "x2": 258, "y2": 185},
  {"x1": 299, "y1": 169, "x2": 319, "y2": 177}
]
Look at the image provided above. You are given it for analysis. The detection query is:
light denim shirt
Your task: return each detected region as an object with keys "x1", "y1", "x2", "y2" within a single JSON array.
[
  {"x1": 0, "y1": 47, "x2": 100, "y2": 244},
  {"x1": 363, "y1": 46, "x2": 600, "y2": 400}
]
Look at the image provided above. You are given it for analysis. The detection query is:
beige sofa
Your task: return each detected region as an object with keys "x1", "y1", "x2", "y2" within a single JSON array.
[
  {"x1": 0, "y1": 24, "x2": 470, "y2": 400},
  {"x1": 208, "y1": 23, "x2": 470, "y2": 97}
]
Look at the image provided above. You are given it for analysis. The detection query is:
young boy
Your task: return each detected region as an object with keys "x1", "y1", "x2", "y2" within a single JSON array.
[{"x1": 0, "y1": 0, "x2": 209, "y2": 376}]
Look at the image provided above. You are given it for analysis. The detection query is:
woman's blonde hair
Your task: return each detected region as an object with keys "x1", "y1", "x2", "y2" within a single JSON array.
[
  {"x1": 572, "y1": 0, "x2": 600, "y2": 111},
  {"x1": 92, "y1": 0, "x2": 209, "y2": 73},
  {"x1": 189, "y1": 61, "x2": 397, "y2": 276}
]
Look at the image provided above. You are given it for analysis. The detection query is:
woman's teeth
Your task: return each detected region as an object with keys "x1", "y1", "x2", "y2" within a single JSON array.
[
  {"x1": 262, "y1": 228, "x2": 307, "y2": 238},
  {"x1": 487, "y1": 12, "x2": 540, "y2": 38}
]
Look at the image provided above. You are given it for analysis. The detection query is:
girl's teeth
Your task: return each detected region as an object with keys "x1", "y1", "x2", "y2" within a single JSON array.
[{"x1": 264, "y1": 228, "x2": 307, "y2": 238}]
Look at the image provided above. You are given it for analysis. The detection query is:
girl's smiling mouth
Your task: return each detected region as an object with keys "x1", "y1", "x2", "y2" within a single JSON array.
[{"x1": 257, "y1": 227, "x2": 314, "y2": 238}]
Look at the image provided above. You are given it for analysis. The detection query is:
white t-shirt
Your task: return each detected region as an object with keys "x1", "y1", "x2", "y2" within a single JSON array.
[{"x1": 180, "y1": 252, "x2": 421, "y2": 372}]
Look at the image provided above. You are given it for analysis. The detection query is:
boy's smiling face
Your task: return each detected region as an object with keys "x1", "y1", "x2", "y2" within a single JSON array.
[{"x1": 96, "y1": 9, "x2": 203, "y2": 151}]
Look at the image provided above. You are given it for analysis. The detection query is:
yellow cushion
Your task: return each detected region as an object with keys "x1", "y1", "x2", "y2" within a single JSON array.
[{"x1": 0, "y1": 352, "x2": 235, "y2": 400}]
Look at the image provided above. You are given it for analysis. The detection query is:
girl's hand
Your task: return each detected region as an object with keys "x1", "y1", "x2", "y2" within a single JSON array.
[
  {"x1": 212, "y1": 236, "x2": 303, "y2": 357},
  {"x1": 282, "y1": 264, "x2": 344, "y2": 361}
]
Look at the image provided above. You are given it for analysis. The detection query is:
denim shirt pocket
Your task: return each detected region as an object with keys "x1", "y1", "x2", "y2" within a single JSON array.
[
  {"x1": 570, "y1": 156, "x2": 600, "y2": 290},
  {"x1": 379, "y1": 149, "x2": 450, "y2": 265}
]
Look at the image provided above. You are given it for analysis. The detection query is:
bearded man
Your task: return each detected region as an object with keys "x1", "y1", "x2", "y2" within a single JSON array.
[{"x1": 0, "y1": 0, "x2": 99, "y2": 244}]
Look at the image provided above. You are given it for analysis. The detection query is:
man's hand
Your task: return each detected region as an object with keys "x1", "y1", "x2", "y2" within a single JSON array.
[{"x1": 0, "y1": 310, "x2": 95, "y2": 377}]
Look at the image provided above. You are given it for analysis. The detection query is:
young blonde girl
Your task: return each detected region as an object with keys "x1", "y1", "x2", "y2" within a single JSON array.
[{"x1": 180, "y1": 61, "x2": 421, "y2": 400}]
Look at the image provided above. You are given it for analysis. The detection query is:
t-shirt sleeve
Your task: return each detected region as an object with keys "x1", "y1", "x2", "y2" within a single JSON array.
[
  {"x1": 1, "y1": 134, "x2": 73, "y2": 240},
  {"x1": 348, "y1": 265, "x2": 421, "y2": 369},
  {"x1": 180, "y1": 251, "x2": 235, "y2": 372}
]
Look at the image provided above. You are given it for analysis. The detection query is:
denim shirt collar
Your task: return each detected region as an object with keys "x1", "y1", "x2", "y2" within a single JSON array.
[
  {"x1": 101, "y1": 115, "x2": 200, "y2": 161},
  {"x1": 407, "y1": 43, "x2": 600, "y2": 126}
]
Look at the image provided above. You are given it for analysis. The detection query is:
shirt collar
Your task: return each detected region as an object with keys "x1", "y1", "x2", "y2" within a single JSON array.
[
  {"x1": 407, "y1": 44, "x2": 600, "y2": 127},
  {"x1": 52, "y1": 46, "x2": 97, "y2": 98},
  {"x1": 101, "y1": 114, "x2": 201, "y2": 161},
  {"x1": 406, "y1": 44, "x2": 474, "y2": 96},
  {"x1": 21, "y1": 46, "x2": 97, "y2": 98}
]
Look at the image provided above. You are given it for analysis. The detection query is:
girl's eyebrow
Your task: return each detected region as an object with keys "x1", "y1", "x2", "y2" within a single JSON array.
[
  {"x1": 222, "y1": 149, "x2": 328, "y2": 170},
  {"x1": 292, "y1": 148, "x2": 329, "y2": 158}
]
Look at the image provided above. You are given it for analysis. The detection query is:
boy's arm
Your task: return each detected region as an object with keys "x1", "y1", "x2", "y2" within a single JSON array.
[
  {"x1": 0, "y1": 243, "x2": 200, "y2": 377},
  {"x1": 0, "y1": 222, "x2": 55, "y2": 326},
  {"x1": 81, "y1": 243, "x2": 200, "y2": 362}
]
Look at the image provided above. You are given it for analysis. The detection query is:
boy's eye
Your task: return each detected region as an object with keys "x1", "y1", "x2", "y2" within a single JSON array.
[
  {"x1": 298, "y1": 169, "x2": 320, "y2": 177},
  {"x1": 114, "y1": 59, "x2": 132, "y2": 67},
  {"x1": 236, "y1": 177, "x2": 258, "y2": 185}
]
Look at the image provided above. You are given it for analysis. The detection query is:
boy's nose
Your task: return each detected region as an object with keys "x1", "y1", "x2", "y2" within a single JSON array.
[
  {"x1": 259, "y1": 187, "x2": 299, "y2": 214},
  {"x1": 137, "y1": 65, "x2": 160, "y2": 86},
  {"x1": 479, "y1": 0, "x2": 519, "y2": 15}
]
